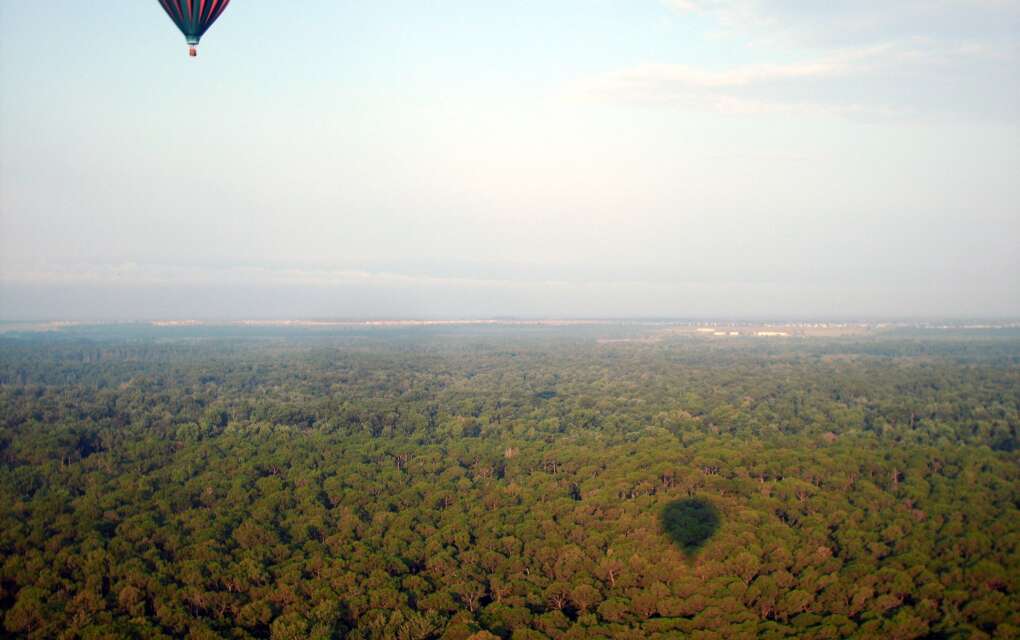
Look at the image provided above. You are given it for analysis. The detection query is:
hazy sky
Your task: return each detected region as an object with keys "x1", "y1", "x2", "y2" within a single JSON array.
[{"x1": 1, "y1": 1, "x2": 1017, "y2": 320}]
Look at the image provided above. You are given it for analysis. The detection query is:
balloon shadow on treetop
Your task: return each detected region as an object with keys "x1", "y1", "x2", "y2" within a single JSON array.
[{"x1": 660, "y1": 498, "x2": 721, "y2": 555}]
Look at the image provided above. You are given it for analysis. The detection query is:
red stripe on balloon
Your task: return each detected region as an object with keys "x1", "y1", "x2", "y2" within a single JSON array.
[
  {"x1": 209, "y1": 0, "x2": 230, "y2": 26},
  {"x1": 204, "y1": 0, "x2": 221, "y2": 23},
  {"x1": 158, "y1": 0, "x2": 174, "y2": 22},
  {"x1": 171, "y1": 0, "x2": 186, "y2": 24}
]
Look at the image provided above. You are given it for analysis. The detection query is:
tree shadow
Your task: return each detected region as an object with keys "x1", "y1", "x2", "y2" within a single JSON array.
[{"x1": 660, "y1": 498, "x2": 720, "y2": 555}]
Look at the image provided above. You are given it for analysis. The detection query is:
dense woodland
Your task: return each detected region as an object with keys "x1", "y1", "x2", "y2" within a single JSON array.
[{"x1": 1, "y1": 327, "x2": 1018, "y2": 639}]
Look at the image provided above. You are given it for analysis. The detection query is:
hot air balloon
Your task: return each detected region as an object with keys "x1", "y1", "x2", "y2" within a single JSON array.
[{"x1": 158, "y1": 0, "x2": 232, "y2": 57}]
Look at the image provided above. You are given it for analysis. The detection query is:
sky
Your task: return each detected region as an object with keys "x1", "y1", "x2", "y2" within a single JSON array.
[{"x1": 1, "y1": 0, "x2": 1018, "y2": 320}]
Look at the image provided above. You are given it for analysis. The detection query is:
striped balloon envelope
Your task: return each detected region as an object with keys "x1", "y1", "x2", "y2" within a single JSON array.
[{"x1": 158, "y1": 0, "x2": 232, "y2": 57}]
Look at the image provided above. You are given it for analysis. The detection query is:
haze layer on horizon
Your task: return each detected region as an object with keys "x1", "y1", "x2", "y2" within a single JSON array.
[{"x1": 1, "y1": 1, "x2": 1017, "y2": 321}]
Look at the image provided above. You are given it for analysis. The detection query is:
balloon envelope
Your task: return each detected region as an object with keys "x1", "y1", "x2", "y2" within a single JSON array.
[{"x1": 158, "y1": 0, "x2": 231, "y2": 52}]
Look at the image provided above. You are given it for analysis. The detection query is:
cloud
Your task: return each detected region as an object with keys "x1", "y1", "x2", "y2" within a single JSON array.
[
  {"x1": 0, "y1": 260, "x2": 769, "y2": 292},
  {"x1": 4, "y1": 247, "x2": 1018, "y2": 320},
  {"x1": 576, "y1": 35, "x2": 1018, "y2": 120},
  {"x1": 662, "y1": 0, "x2": 1020, "y2": 48},
  {"x1": 0, "y1": 261, "x2": 532, "y2": 290},
  {"x1": 587, "y1": 1, "x2": 1019, "y2": 120}
]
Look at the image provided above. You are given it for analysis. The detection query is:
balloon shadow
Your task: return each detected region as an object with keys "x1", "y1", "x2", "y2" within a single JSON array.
[{"x1": 660, "y1": 498, "x2": 720, "y2": 554}]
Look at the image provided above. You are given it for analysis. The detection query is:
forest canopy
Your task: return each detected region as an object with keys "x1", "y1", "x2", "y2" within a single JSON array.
[{"x1": 0, "y1": 327, "x2": 1018, "y2": 639}]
